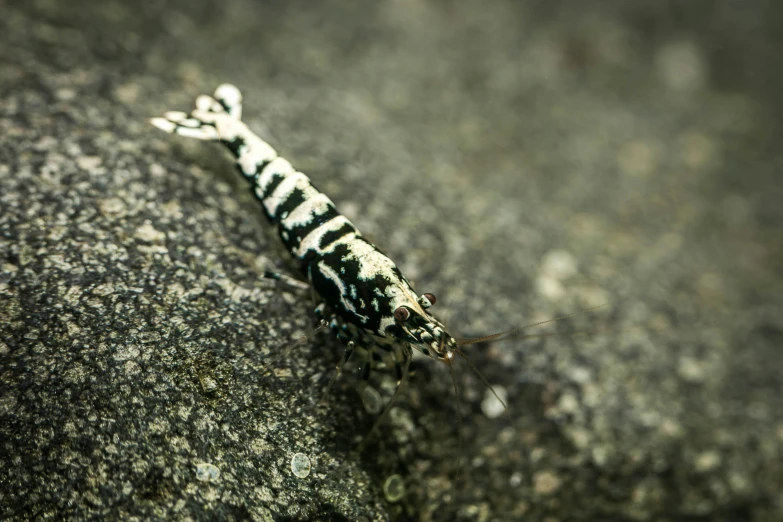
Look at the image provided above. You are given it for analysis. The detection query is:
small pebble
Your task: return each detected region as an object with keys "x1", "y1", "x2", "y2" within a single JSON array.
[
  {"x1": 533, "y1": 470, "x2": 561, "y2": 495},
  {"x1": 534, "y1": 276, "x2": 565, "y2": 300},
  {"x1": 481, "y1": 385, "x2": 508, "y2": 419},
  {"x1": 291, "y1": 453, "x2": 311, "y2": 478},
  {"x1": 383, "y1": 474, "x2": 405, "y2": 502},
  {"x1": 695, "y1": 450, "x2": 721, "y2": 473},
  {"x1": 195, "y1": 462, "x2": 220, "y2": 482},
  {"x1": 134, "y1": 222, "x2": 166, "y2": 243},
  {"x1": 76, "y1": 155, "x2": 103, "y2": 171},
  {"x1": 361, "y1": 385, "x2": 383, "y2": 414},
  {"x1": 678, "y1": 356, "x2": 706, "y2": 383},
  {"x1": 540, "y1": 249, "x2": 578, "y2": 280},
  {"x1": 198, "y1": 373, "x2": 219, "y2": 393}
]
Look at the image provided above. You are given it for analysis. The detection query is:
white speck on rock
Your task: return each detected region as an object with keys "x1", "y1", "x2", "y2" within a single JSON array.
[
  {"x1": 34, "y1": 136, "x2": 58, "y2": 151},
  {"x1": 540, "y1": 249, "x2": 578, "y2": 280},
  {"x1": 291, "y1": 453, "x2": 311, "y2": 478},
  {"x1": 56, "y1": 88, "x2": 76, "y2": 101},
  {"x1": 533, "y1": 470, "x2": 561, "y2": 495},
  {"x1": 660, "y1": 418, "x2": 684, "y2": 438},
  {"x1": 135, "y1": 222, "x2": 166, "y2": 244},
  {"x1": 195, "y1": 462, "x2": 220, "y2": 482},
  {"x1": 568, "y1": 366, "x2": 592, "y2": 383},
  {"x1": 556, "y1": 393, "x2": 580, "y2": 416},
  {"x1": 150, "y1": 163, "x2": 166, "y2": 177},
  {"x1": 76, "y1": 155, "x2": 103, "y2": 171},
  {"x1": 678, "y1": 356, "x2": 706, "y2": 383},
  {"x1": 567, "y1": 427, "x2": 591, "y2": 450},
  {"x1": 124, "y1": 360, "x2": 141, "y2": 376},
  {"x1": 100, "y1": 197, "x2": 126, "y2": 215},
  {"x1": 535, "y1": 275, "x2": 565, "y2": 301},
  {"x1": 694, "y1": 450, "x2": 721, "y2": 473}
]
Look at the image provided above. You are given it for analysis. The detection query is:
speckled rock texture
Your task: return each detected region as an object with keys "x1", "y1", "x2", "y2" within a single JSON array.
[{"x1": 2, "y1": 1, "x2": 782, "y2": 520}]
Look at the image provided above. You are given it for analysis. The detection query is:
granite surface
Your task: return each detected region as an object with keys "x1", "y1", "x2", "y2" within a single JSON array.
[{"x1": 1, "y1": 1, "x2": 782, "y2": 520}]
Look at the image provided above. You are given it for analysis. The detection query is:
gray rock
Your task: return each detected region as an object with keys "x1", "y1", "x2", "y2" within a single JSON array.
[{"x1": 2, "y1": 1, "x2": 782, "y2": 520}]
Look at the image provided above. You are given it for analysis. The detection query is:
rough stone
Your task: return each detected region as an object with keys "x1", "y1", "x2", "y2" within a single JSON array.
[{"x1": 2, "y1": 1, "x2": 783, "y2": 520}]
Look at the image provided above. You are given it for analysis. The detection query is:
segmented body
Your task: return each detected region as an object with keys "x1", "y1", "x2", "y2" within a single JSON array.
[{"x1": 152, "y1": 84, "x2": 457, "y2": 388}]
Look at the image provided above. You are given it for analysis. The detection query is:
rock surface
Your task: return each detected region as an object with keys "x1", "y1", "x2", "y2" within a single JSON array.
[{"x1": 2, "y1": 1, "x2": 782, "y2": 520}]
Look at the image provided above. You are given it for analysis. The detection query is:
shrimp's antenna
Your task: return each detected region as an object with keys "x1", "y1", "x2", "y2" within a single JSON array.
[
  {"x1": 453, "y1": 347, "x2": 509, "y2": 415},
  {"x1": 443, "y1": 344, "x2": 466, "y2": 479},
  {"x1": 456, "y1": 303, "x2": 609, "y2": 346}
]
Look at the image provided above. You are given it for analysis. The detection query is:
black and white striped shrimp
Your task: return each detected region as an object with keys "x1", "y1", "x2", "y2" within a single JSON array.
[{"x1": 151, "y1": 84, "x2": 519, "y2": 436}]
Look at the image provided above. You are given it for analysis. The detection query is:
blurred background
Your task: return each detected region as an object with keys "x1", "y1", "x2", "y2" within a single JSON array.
[{"x1": 1, "y1": 0, "x2": 782, "y2": 520}]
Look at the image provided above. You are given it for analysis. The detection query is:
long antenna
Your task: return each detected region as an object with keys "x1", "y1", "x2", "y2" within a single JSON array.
[
  {"x1": 444, "y1": 353, "x2": 466, "y2": 478},
  {"x1": 453, "y1": 348, "x2": 509, "y2": 415},
  {"x1": 267, "y1": 320, "x2": 328, "y2": 368},
  {"x1": 456, "y1": 303, "x2": 609, "y2": 346}
]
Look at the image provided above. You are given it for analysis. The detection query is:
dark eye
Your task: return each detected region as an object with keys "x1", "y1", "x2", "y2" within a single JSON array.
[
  {"x1": 394, "y1": 306, "x2": 410, "y2": 322},
  {"x1": 423, "y1": 293, "x2": 437, "y2": 306}
]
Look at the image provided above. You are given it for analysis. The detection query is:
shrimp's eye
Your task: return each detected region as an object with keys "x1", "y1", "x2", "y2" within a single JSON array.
[
  {"x1": 422, "y1": 293, "x2": 437, "y2": 307},
  {"x1": 394, "y1": 306, "x2": 410, "y2": 322}
]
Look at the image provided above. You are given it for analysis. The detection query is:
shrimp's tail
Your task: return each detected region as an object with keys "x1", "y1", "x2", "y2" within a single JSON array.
[{"x1": 150, "y1": 84, "x2": 243, "y2": 141}]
